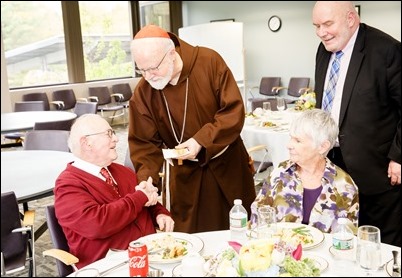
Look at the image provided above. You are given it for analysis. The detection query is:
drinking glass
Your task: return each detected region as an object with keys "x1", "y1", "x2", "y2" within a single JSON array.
[
  {"x1": 262, "y1": 102, "x2": 272, "y2": 116},
  {"x1": 276, "y1": 97, "x2": 286, "y2": 111},
  {"x1": 256, "y1": 205, "x2": 277, "y2": 239},
  {"x1": 356, "y1": 225, "x2": 382, "y2": 276}
]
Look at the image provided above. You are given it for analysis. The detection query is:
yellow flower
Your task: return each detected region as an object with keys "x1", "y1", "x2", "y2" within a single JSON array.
[{"x1": 295, "y1": 92, "x2": 316, "y2": 111}]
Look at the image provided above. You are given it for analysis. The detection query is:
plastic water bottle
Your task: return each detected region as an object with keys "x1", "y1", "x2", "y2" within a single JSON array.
[
  {"x1": 332, "y1": 217, "x2": 354, "y2": 250},
  {"x1": 229, "y1": 199, "x2": 248, "y2": 242}
]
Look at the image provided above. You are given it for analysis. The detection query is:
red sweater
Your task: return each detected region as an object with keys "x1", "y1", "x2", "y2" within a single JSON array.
[{"x1": 54, "y1": 162, "x2": 170, "y2": 268}]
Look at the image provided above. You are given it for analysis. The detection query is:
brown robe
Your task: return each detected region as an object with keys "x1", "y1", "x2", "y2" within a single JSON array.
[{"x1": 128, "y1": 33, "x2": 255, "y2": 233}]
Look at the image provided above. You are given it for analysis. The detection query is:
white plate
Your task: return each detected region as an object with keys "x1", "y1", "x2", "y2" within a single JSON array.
[
  {"x1": 171, "y1": 264, "x2": 207, "y2": 277},
  {"x1": 303, "y1": 254, "x2": 329, "y2": 273},
  {"x1": 247, "y1": 222, "x2": 325, "y2": 250},
  {"x1": 138, "y1": 232, "x2": 204, "y2": 264},
  {"x1": 276, "y1": 223, "x2": 325, "y2": 250},
  {"x1": 385, "y1": 254, "x2": 401, "y2": 277}
]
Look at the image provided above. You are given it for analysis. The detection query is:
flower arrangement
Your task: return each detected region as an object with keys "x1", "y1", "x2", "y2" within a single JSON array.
[
  {"x1": 205, "y1": 239, "x2": 320, "y2": 277},
  {"x1": 294, "y1": 92, "x2": 316, "y2": 111}
]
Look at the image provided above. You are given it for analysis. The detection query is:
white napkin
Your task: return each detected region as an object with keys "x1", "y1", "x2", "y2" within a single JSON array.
[{"x1": 162, "y1": 148, "x2": 190, "y2": 166}]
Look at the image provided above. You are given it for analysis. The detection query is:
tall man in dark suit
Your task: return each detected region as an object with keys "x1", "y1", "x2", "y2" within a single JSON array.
[{"x1": 312, "y1": 1, "x2": 401, "y2": 246}]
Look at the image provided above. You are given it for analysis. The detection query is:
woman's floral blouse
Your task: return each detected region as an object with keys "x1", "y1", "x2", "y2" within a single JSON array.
[{"x1": 250, "y1": 158, "x2": 359, "y2": 233}]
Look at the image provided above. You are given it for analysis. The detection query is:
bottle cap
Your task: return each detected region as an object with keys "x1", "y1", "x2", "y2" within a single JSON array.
[{"x1": 234, "y1": 199, "x2": 242, "y2": 205}]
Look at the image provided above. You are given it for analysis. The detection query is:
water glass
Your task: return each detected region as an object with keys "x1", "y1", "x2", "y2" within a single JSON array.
[
  {"x1": 256, "y1": 205, "x2": 277, "y2": 239},
  {"x1": 276, "y1": 97, "x2": 286, "y2": 111},
  {"x1": 262, "y1": 102, "x2": 272, "y2": 115},
  {"x1": 356, "y1": 225, "x2": 382, "y2": 276}
]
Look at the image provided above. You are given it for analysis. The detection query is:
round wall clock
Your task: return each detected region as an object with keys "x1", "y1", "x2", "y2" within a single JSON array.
[{"x1": 268, "y1": 15, "x2": 281, "y2": 32}]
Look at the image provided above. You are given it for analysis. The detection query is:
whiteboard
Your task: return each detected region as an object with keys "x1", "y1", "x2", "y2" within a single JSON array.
[{"x1": 178, "y1": 22, "x2": 245, "y2": 83}]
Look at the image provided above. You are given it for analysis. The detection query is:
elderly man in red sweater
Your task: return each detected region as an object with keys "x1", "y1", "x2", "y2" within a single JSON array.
[{"x1": 54, "y1": 114, "x2": 174, "y2": 268}]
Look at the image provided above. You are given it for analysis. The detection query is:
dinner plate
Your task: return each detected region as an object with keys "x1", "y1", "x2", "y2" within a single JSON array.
[
  {"x1": 276, "y1": 223, "x2": 324, "y2": 250},
  {"x1": 138, "y1": 232, "x2": 204, "y2": 264},
  {"x1": 171, "y1": 264, "x2": 207, "y2": 277},
  {"x1": 247, "y1": 222, "x2": 325, "y2": 250},
  {"x1": 303, "y1": 254, "x2": 329, "y2": 273},
  {"x1": 385, "y1": 254, "x2": 401, "y2": 277}
]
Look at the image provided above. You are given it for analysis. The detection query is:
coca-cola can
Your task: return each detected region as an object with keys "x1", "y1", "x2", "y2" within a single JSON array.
[{"x1": 128, "y1": 240, "x2": 149, "y2": 277}]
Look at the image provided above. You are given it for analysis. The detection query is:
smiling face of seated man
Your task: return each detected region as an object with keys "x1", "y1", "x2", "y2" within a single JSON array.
[{"x1": 68, "y1": 114, "x2": 119, "y2": 168}]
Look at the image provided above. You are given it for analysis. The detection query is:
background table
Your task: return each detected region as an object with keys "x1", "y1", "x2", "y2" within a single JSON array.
[
  {"x1": 1, "y1": 111, "x2": 77, "y2": 133},
  {"x1": 1, "y1": 150, "x2": 75, "y2": 239},
  {"x1": 68, "y1": 229, "x2": 401, "y2": 277}
]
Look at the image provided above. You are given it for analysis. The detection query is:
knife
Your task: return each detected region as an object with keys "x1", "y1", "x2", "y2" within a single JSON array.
[{"x1": 392, "y1": 250, "x2": 401, "y2": 277}]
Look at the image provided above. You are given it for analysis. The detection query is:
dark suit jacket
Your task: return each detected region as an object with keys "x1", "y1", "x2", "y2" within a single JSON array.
[{"x1": 314, "y1": 23, "x2": 401, "y2": 195}]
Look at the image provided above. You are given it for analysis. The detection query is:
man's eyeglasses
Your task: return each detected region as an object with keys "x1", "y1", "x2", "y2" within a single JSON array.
[
  {"x1": 85, "y1": 129, "x2": 116, "y2": 139},
  {"x1": 134, "y1": 50, "x2": 170, "y2": 75}
]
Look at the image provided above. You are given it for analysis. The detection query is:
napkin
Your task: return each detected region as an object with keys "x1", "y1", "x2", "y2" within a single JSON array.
[{"x1": 162, "y1": 148, "x2": 190, "y2": 166}]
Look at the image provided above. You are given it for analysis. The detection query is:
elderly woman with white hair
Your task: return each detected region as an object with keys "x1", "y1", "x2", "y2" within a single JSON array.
[{"x1": 250, "y1": 109, "x2": 359, "y2": 233}]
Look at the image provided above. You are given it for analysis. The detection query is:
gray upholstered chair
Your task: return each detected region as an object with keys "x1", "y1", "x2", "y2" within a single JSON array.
[
  {"x1": 88, "y1": 86, "x2": 125, "y2": 124},
  {"x1": 42, "y1": 205, "x2": 78, "y2": 277},
  {"x1": 1, "y1": 191, "x2": 36, "y2": 277},
  {"x1": 23, "y1": 130, "x2": 70, "y2": 152},
  {"x1": 73, "y1": 101, "x2": 98, "y2": 117},
  {"x1": 273, "y1": 77, "x2": 311, "y2": 104}
]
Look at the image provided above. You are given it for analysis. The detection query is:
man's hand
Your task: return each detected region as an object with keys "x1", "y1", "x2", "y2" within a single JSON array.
[
  {"x1": 388, "y1": 160, "x2": 401, "y2": 185},
  {"x1": 156, "y1": 214, "x2": 175, "y2": 232},
  {"x1": 135, "y1": 177, "x2": 159, "y2": 206},
  {"x1": 176, "y1": 138, "x2": 202, "y2": 160}
]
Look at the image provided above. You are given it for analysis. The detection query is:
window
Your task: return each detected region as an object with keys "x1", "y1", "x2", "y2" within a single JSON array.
[
  {"x1": 79, "y1": 1, "x2": 133, "y2": 81},
  {"x1": 1, "y1": 1, "x2": 182, "y2": 89},
  {"x1": 139, "y1": 1, "x2": 170, "y2": 30},
  {"x1": 1, "y1": 1, "x2": 68, "y2": 88}
]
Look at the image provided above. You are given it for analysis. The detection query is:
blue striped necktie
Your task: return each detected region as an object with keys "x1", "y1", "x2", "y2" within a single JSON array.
[{"x1": 322, "y1": 51, "x2": 344, "y2": 112}]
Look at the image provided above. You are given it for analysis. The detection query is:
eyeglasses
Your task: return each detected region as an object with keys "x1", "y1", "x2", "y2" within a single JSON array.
[
  {"x1": 134, "y1": 50, "x2": 170, "y2": 75},
  {"x1": 85, "y1": 129, "x2": 116, "y2": 138}
]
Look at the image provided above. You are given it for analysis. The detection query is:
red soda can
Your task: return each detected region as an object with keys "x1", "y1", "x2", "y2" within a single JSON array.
[{"x1": 128, "y1": 240, "x2": 149, "y2": 277}]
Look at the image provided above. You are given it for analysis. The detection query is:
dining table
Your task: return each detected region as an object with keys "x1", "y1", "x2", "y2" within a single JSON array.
[
  {"x1": 1, "y1": 150, "x2": 75, "y2": 239},
  {"x1": 67, "y1": 228, "x2": 401, "y2": 277},
  {"x1": 1, "y1": 110, "x2": 77, "y2": 134},
  {"x1": 241, "y1": 110, "x2": 300, "y2": 167}
]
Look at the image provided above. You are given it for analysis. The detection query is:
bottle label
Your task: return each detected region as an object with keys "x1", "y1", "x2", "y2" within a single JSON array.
[
  {"x1": 230, "y1": 216, "x2": 247, "y2": 230},
  {"x1": 332, "y1": 237, "x2": 353, "y2": 250}
]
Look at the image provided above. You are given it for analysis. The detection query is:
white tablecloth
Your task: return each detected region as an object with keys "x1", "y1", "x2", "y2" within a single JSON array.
[
  {"x1": 241, "y1": 110, "x2": 300, "y2": 167},
  {"x1": 1, "y1": 111, "x2": 77, "y2": 133},
  {"x1": 68, "y1": 229, "x2": 400, "y2": 277}
]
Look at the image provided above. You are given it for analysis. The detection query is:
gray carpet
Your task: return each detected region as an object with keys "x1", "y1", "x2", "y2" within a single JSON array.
[{"x1": 3, "y1": 124, "x2": 128, "y2": 277}]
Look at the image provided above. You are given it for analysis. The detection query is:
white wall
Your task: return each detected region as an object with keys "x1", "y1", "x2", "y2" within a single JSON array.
[{"x1": 182, "y1": 1, "x2": 401, "y2": 91}]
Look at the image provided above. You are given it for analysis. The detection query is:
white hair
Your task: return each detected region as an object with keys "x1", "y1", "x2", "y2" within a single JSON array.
[
  {"x1": 290, "y1": 109, "x2": 339, "y2": 150},
  {"x1": 68, "y1": 114, "x2": 106, "y2": 154}
]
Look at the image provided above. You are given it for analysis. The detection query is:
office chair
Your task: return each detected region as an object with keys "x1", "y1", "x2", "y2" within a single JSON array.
[
  {"x1": 247, "y1": 144, "x2": 272, "y2": 190},
  {"x1": 73, "y1": 101, "x2": 98, "y2": 117},
  {"x1": 22, "y1": 92, "x2": 50, "y2": 111},
  {"x1": 33, "y1": 118, "x2": 75, "y2": 131},
  {"x1": 249, "y1": 77, "x2": 281, "y2": 98},
  {"x1": 23, "y1": 130, "x2": 70, "y2": 152},
  {"x1": 52, "y1": 89, "x2": 88, "y2": 111},
  {"x1": 273, "y1": 77, "x2": 311, "y2": 104},
  {"x1": 88, "y1": 86, "x2": 125, "y2": 125},
  {"x1": 111, "y1": 83, "x2": 133, "y2": 108},
  {"x1": 43, "y1": 205, "x2": 79, "y2": 277},
  {"x1": 1, "y1": 191, "x2": 36, "y2": 277}
]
